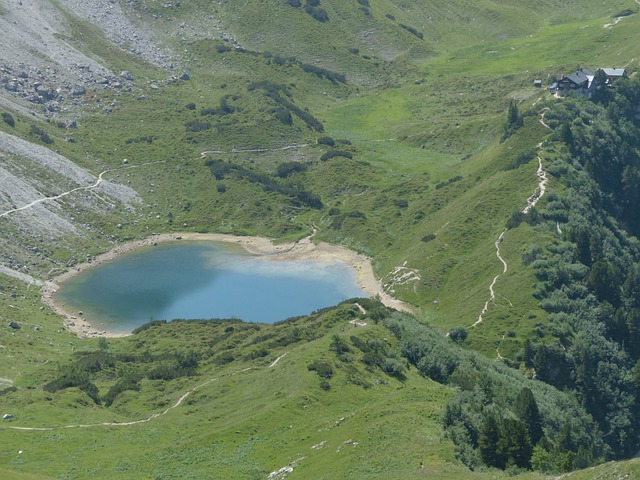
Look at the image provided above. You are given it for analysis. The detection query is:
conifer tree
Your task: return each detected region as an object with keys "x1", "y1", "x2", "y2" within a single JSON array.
[
  {"x1": 516, "y1": 387, "x2": 543, "y2": 446},
  {"x1": 479, "y1": 412, "x2": 504, "y2": 468}
]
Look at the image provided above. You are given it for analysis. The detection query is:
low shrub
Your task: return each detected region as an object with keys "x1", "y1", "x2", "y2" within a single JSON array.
[
  {"x1": 103, "y1": 374, "x2": 142, "y2": 407},
  {"x1": 1, "y1": 112, "x2": 15, "y2": 127},
  {"x1": 448, "y1": 327, "x2": 468, "y2": 343},
  {"x1": 125, "y1": 135, "x2": 154, "y2": 144},
  {"x1": 399, "y1": 23, "x2": 424, "y2": 39},
  {"x1": 44, "y1": 373, "x2": 101, "y2": 404},
  {"x1": 185, "y1": 120, "x2": 211, "y2": 132},
  {"x1": 215, "y1": 44, "x2": 232, "y2": 53},
  {"x1": 29, "y1": 124, "x2": 53, "y2": 144},
  {"x1": 272, "y1": 107, "x2": 293, "y2": 125},
  {"x1": 305, "y1": 6, "x2": 329, "y2": 22},
  {"x1": 317, "y1": 136, "x2": 335, "y2": 146},
  {"x1": 214, "y1": 351, "x2": 235, "y2": 365},
  {"x1": 320, "y1": 150, "x2": 353, "y2": 161},
  {"x1": 307, "y1": 359, "x2": 334, "y2": 378},
  {"x1": 276, "y1": 161, "x2": 308, "y2": 178},
  {"x1": 435, "y1": 175, "x2": 463, "y2": 189}
]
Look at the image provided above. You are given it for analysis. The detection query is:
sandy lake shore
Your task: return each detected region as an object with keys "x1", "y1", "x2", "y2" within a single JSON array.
[{"x1": 41, "y1": 232, "x2": 416, "y2": 338}]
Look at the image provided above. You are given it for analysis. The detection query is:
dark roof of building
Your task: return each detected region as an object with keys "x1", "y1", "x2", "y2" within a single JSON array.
[{"x1": 565, "y1": 69, "x2": 590, "y2": 86}]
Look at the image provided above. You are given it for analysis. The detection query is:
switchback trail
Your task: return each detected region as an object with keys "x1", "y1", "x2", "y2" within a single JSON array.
[{"x1": 472, "y1": 111, "x2": 550, "y2": 328}]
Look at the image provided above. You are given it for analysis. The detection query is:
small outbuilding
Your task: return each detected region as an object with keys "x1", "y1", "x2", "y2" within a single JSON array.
[{"x1": 533, "y1": 80, "x2": 542, "y2": 88}]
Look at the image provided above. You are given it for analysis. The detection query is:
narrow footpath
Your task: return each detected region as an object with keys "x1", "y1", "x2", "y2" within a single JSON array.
[{"x1": 471, "y1": 111, "x2": 550, "y2": 330}]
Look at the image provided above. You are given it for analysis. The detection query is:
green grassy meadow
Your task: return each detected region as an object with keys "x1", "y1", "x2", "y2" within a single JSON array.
[{"x1": 2, "y1": 0, "x2": 640, "y2": 477}]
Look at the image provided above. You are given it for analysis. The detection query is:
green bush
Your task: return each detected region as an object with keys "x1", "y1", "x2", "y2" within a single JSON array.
[
  {"x1": 422, "y1": 233, "x2": 436, "y2": 243},
  {"x1": 43, "y1": 372, "x2": 101, "y2": 404},
  {"x1": 317, "y1": 136, "x2": 335, "y2": 146},
  {"x1": 330, "y1": 334, "x2": 350, "y2": 354},
  {"x1": 272, "y1": 107, "x2": 293, "y2": 125},
  {"x1": 29, "y1": 124, "x2": 53, "y2": 144},
  {"x1": 435, "y1": 175, "x2": 463, "y2": 189},
  {"x1": 125, "y1": 135, "x2": 154, "y2": 144},
  {"x1": 276, "y1": 162, "x2": 308, "y2": 178},
  {"x1": 306, "y1": 6, "x2": 329, "y2": 22},
  {"x1": 103, "y1": 374, "x2": 142, "y2": 407},
  {"x1": 204, "y1": 158, "x2": 231, "y2": 180},
  {"x1": 448, "y1": 327, "x2": 468, "y2": 343},
  {"x1": 73, "y1": 350, "x2": 116, "y2": 373},
  {"x1": 307, "y1": 359, "x2": 334, "y2": 378},
  {"x1": 320, "y1": 150, "x2": 353, "y2": 161},
  {"x1": 147, "y1": 352, "x2": 198, "y2": 380},
  {"x1": 1, "y1": 112, "x2": 15, "y2": 127},
  {"x1": 201, "y1": 96, "x2": 235, "y2": 116},
  {"x1": 185, "y1": 120, "x2": 211, "y2": 132},
  {"x1": 399, "y1": 23, "x2": 424, "y2": 39},
  {"x1": 214, "y1": 351, "x2": 235, "y2": 365}
]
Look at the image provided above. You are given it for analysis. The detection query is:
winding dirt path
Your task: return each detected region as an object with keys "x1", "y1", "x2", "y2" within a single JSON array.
[
  {"x1": 472, "y1": 110, "x2": 551, "y2": 328},
  {"x1": 0, "y1": 161, "x2": 161, "y2": 285},
  {"x1": 201, "y1": 144, "x2": 310, "y2": 157},
  {"x1": 0, "y1": 160, "x2": 162, "y2": 219},
  {"x1": 471, "y1": 231, "x2": 507, "y2": 328},
  {"x1": 269, "y1": 352, "x2": 289, "y2": 368},
  {"x1": 522, "y1": 154, "x2": 548, "y2": 214},
  {"x1": 603, "y1": 1, "x2": 639, "y2": 29},
  {"x1": 4, "y1": 365, "x2": 259, "y2": 431}
]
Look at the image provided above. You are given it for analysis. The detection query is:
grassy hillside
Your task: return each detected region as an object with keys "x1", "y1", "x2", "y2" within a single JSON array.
[
  {"x1": 2, "y1": 0, "x2": 640, "y2": 478},
  {"x1": 0, "y1": 294, "x2": 575, "y2": 479}
]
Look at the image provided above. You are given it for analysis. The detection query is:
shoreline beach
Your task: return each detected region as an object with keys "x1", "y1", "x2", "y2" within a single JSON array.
[{"x1": 41, "y1": 232, "x2": 416, "y2": 338}]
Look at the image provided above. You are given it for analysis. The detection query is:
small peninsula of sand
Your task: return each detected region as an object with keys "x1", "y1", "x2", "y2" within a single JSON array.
[{"x1": 42, "y1": 232, "x2": 415, "y2": 338}]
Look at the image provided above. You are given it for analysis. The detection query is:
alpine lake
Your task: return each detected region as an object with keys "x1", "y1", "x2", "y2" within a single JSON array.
[{"x1": 53, "y1": 240, "x2": 367, "y2": 334}]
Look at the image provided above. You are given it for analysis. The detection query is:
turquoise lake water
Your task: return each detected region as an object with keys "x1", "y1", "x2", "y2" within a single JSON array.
[{"x1": 54, "y1": 241, "x2": 367, "y2": 333}]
